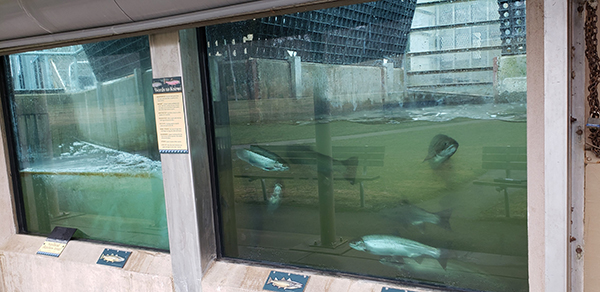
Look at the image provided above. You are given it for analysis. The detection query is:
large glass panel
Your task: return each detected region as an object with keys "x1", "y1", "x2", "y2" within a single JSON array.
[
  {"x1": 7, "y1": 36, "x2": 168, "y2": 250},
  {"x1": 206, "y1": 0, "x2": 527, "y2": 290}
]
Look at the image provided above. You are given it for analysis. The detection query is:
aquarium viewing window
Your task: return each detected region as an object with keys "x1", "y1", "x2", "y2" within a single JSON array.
[
  {"x1": 205, "y1": 0, "x2": 527, "y2": 291},
  {"x1": 5, "y1": 36, "x2": 169, "y2": 250}
]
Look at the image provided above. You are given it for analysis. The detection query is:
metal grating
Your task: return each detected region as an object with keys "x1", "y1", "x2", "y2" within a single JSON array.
[
  {"x1": 82, "y1": 36, "x2": 151, "y2": 82},
  {"x1": 498, "y1": 0, "x2": 526, "y2": 55},
  {"x1": 206, "y1": 0, "x2": 417, "y2": 65}
]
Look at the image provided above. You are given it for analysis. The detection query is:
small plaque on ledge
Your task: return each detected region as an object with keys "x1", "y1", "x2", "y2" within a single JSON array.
[
  {"x1": 36, "y1": 226, "x2": 76, "y2": 257},
  {"x1": 96, "y1": 248, "x2": 132, "y2": 268},
  {"x1": 263, "y1": 270, "x2": 309, "y2": 292},
  {"x1": 381, "y1": 287, "x2": 418, "y2": 292}
]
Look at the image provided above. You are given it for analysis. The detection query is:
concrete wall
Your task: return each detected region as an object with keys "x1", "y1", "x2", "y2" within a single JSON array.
[
  {"x1": 0, "y1": 235, "x2": 173, "y2": 292},
  {"x1": 496, "y1": 54, "x2": 526, "y2": 103},
  {"x1": 13, "y1": 70, "x2": 158, "y2": 164},
  {"x1": 216, "y1": 57, "x2": 405, "y2": 124}
]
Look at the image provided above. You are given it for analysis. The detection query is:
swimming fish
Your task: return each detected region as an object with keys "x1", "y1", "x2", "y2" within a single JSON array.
[
  {"x1": 266, "y1": 277, "x2": 303, "y2": 290},
  {"x1": 236, "y1": 147, "x2": 289, "y2": 171},
  {"x1": 285, "y1": 145, "x2": 358, "y2": 184},
  {"x1": 100, "y1": 254, "x2": 125, "y2": 263},
  {"x1": 151, "y1": 82, "x2": 163, "y2": 88},
  {"x1": 424, "y1": 134, "x2": 459, "y2": 168},
  {"x1": 165, "y1": 80, "x2": 180, "y2": 85},
  {"x1": 349, "y1": 234, "x2": 448, "y2": 269},
  {"x1": 380, "y1": 200, "x2": 452, "y2": 232}
]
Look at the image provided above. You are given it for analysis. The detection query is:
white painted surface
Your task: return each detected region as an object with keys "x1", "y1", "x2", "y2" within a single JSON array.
[
  {"x1": 543, "y1": 0, "x2": 569, "y2": 290},
  {"x1": 527, "y1": 0, "x2": 570, "y2": 291}
]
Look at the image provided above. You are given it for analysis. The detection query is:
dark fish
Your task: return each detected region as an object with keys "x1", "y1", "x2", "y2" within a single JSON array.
[
  {"x1": 424, "y1": 134, "x2": 459, "y2": 168},
  {"x1": 349, "y1": 234, "x2": 448, "y2": 269},
  {"x1": 380, "y1": 200, "x2": 452, "y2": 232},
  {"x1": 285, "y1": 145, "x2": 358, "y2": 184}
]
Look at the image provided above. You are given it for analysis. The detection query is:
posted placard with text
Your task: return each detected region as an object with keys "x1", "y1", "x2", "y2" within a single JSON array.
[{"x1": 152, "y1": 77, "x2": 188, "y2": 154}]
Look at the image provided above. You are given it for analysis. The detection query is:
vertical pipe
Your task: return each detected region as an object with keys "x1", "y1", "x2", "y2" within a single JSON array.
[
  {"x1": 288, "y1": 55, "x2": 302, "y2": 99},
  {"x1": 313, "y1": 66, "x2": 336, "y2": 248}
]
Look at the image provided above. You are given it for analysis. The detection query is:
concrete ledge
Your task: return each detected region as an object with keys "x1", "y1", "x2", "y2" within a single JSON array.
[
  {"x1": 0, "y1": 234, "x2": 173, "y2": 292},
  {"x1": 202, "y1": 260, "x2": 440, "y2": 292}
]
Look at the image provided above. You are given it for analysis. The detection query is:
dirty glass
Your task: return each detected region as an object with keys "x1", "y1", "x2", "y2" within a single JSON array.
[
  {"x1": 206, "y1": 0, "x2": 527, "y2": 290},
  {"x1": 6, "y1": 36, "x2": 169, "y2": 250}
]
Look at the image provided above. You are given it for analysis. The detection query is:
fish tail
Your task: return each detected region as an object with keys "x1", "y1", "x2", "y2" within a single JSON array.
[{"x1": 436, "y1": 208, "x2": 453, "y2": 230}]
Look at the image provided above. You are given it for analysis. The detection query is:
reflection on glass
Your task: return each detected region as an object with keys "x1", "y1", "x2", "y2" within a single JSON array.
[
  {"x1": 8, "y1": 36, "x2": 169, "y2": 250},
  {"x1": 206, "y1": 0, "x2": 526, "y2": 290}
]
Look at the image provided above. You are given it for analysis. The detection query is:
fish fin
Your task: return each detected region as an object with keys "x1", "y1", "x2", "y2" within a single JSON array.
[
  {"x1": 436, "y1": 208, "x2": 453, "y2": 230},
  {"x1": 389, "y1": 256, "x2": 405, "y2": 264},
  {"x1": 438, "y1": 249, "x2": 450, "y2": 270},
  {"x1": 417, "y1": 223, "x2": 426, "y2": 234},
  {"x1": 413, "y1": 256, "x2": 424, "y2": 264},
  {"x1": 423, "y1": 153, "x2": 435, "y2": 162}
]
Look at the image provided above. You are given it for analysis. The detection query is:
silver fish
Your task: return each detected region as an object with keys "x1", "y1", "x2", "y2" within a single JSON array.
[
  {"x1": 424, "y1": 134, "x2": 458, "y2": 168},
  {"x1": 236, "y1": 148, "x2": 289, "y2": 171},
  {"x1": 380, "y1": 200, "x2": 452, "y2": 231},
  {"x1": 349, "y1": 235, "x2": 448, "y2": 269},
  {"x1": 100, "y1": 254, "x2": 125, "y2": 263},
  {"x1": 267, "y1": 277, "x2": 303, "y2": 290}
]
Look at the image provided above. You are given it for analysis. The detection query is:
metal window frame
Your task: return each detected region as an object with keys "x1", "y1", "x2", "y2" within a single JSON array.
[{"x1": 0, "y1": 0, "x2": 577, "y2": 291}]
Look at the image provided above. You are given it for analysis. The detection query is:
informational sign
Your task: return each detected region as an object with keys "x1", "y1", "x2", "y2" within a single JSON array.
[
  {"x1": 381, "y1": 287, "x2": 418, "y2": 292},
  {"x1": 152, "y1": 77, "x2": 189, "y2": 154},
  {"x1": 36, "y1": 226, "x2": 76, "y2": 257},
  {"x1": 96, "y1": 248, "x2": 132, "y2": 268},
  {"x1": 263, "y1": 271, "x2": 309, "y2": 292}
]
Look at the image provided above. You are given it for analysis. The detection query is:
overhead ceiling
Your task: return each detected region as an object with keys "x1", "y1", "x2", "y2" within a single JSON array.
[{"x1": 0, "y1": 0, "x2": 358, "y2": 54}]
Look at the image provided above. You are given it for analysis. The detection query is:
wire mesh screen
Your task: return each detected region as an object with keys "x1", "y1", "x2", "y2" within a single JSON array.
[
  {"x1": 82, "y1": 36, "x2": 152, "y2": 82},
  {"x1": 498, "y1": 0, "x2": 526, "y2": 55},
  {"x1": 206, "y1": 0, "x2": 417, "y2": 65}
]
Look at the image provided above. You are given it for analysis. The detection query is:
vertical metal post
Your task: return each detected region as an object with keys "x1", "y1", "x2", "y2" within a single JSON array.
[
  {"x1": 569, "y1": 1, "x2": 586, "y2": 291},
  {"x1": 313, "y1": 66, "x2": 337, "y2": 248},
  {"x1": 149, "y1": 30, "x2": 218, "y2": 292}
]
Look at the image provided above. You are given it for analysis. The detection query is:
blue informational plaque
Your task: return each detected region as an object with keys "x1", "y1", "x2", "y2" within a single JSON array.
[
  {"x1": 381, "y1": 288, "x2": 418, "y2": 292},
  {"x1": 96, "y1": 248, "x2": 131, "y2": 268},
  {"x1": 263, "y1": 270, "x2": 309, "y2": 292}
]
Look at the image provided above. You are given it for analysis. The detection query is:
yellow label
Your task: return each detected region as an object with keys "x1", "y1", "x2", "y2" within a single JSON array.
[
  {"x1": 153, "y1": 92, "x2": 188, "y2": 152},
  {"x1": 38, "y1": 240, "x2": 66, "y2": 255}
]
